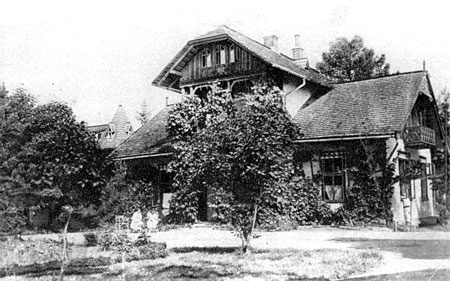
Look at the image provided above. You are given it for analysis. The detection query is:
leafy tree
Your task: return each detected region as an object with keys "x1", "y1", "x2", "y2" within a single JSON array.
[
  {"x1": 100, "y1": 165, "x2": 156, "y2": 222},
  {"x1": 0, "y1": 89, "x2": 37, "y2": 233},
  {"x1": 317, "y1": 35, "x2": 390, "y2": 83},
  {"x1": 167, "y1": 81, "x2": 327, "y2": 251},
  {"x1": 432, "y1": 89, "x2": 450, "y2": 224},
  {"x1": 0, "y1": 89, "x2": 113, "y2": 232},
  {"x1": 136, "y1": 99, "x2": 151, "y2": 125}
]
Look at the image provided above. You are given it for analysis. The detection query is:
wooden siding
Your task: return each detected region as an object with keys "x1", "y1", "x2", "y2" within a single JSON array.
[{"x1": 180, "y1": 40, "x2": 267, "y2": 85}]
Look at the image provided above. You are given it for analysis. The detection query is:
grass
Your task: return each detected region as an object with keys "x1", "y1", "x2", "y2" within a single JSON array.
[
  {"x1": 333, "y1": 238, "x2": 450, "y2": 259},
  {"x1": 0, "y1": 240, "x2": 383, "y2": 281}
]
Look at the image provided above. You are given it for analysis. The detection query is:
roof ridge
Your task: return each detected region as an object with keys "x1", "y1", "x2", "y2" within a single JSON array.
[
  {"x1": 333, "y1": 70, "x2": 426, "y2": 85},
  {"x1": 219, "y1": 25, "x2": 278, "y2": 53}
]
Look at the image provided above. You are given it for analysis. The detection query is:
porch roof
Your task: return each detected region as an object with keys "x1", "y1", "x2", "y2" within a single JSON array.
[{"x1": 293, "y1": 71, "x2": 429, "y2": 140}]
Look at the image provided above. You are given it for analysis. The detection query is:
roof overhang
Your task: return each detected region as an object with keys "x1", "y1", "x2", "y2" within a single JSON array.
[
  {"x1": 114, "y1": 152, "x2": 173, "y2": 161},
  {"x1": 294, "y1": 133, "x2": 394, "y2": 143}
]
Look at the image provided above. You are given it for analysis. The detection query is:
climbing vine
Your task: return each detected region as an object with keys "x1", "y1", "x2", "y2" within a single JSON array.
[{"x1": 337, "y1": 140, "x2": 396, "y2": 224}]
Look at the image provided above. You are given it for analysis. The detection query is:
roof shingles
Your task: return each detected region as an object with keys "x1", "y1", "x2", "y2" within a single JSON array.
[
  {"x1": 293, "y1": 71, "x2": 427, "y2": 139},
  {"x1": 114, "y1": 106, "x2": 171, "y2": 159}
]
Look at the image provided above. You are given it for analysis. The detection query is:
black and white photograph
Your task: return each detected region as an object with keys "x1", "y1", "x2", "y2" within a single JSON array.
[{"x1": 1, "y1": 1, "x2": 450, "y2": 280}]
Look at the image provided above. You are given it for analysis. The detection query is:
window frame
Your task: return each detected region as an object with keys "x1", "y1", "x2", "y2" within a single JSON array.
[
  {"x1": 399, "y1": 158, "x2": 416, "y2": 199},
  {"x1": 229, "y1": 44, "x2": 235, "y2": 63},
  {"x1": 420, "y1": 162, "x2": 430, "y2": 201},
  {"x1": 201, "y1": 48, "x2": 211, "y2": 68},
  {"x1": 320, "y1": 152, "x2": 345, "y2": 203}
]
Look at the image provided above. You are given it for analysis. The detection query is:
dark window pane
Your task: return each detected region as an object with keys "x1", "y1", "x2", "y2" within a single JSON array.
[
  {"x1": 335, "y1": 175, "x2": 343, "y2": 186},
  {"x1": 323, "y1": 159, "x2": 333, "y2": 173},
  {"x1": 324, "y1": 176, "x2": 333, "y2": 185}
]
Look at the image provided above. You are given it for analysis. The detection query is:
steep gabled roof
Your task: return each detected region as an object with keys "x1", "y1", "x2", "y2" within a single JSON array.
[
  {"x1": 114, "y1": 106, "x2": 172, "y2": 159},
  {"x1": 98, "y1": 105, "x2": 132, "y2": 149},
  {"x1": 293, "y1": 71, "x2": 434, "y2": 139},
  {"x1": 152, "y1": 25, "x2": 331, "y2": 91}
]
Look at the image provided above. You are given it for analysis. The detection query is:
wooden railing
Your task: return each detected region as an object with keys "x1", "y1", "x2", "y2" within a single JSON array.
[
  {"x1": 181, "y1": 62, "x2": 261, "y2": 84},
  {"x1": 403, "y1": 126, "x2": 436, "y2": 148}
]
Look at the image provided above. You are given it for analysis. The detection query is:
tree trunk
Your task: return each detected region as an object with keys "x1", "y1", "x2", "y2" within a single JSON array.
[
  {"x1": 59, "y1": 211, "x2": 71, "y2": 281},
  {"x1": 241, "y1": 204, "x2": 258, "y2": 253}
]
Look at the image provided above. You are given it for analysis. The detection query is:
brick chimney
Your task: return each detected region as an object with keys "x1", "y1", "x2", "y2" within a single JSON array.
[
  {"x1": 292, "y1": 35, "x2": 308, "y2": 68},
  {"x1": 263, "y1": 35, "x2": 279, "y2": 52}
]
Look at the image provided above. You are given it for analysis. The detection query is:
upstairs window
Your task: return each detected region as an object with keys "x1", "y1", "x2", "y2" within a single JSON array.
[
  {"x1": 320, "y1": 152, "x2": 345, "y2": 202},
  {"x1": 125, "y1": 122, "x2": 132, "y2": 138},
  {"x1": 202, "y1": 48, "x2": 211, "y2": 68},
  {"x1": 215, "y1": 45, "x2": 226, "y2": 65},
  {"x1": 235, "y1": 46, "x2": 241, "y2": 62},
  {"x1": 229, "y1": 44, "x2": 235, "y2": 63},
  {"x1": 107, "y1": 123, "x2": 115, "y2": 139}
]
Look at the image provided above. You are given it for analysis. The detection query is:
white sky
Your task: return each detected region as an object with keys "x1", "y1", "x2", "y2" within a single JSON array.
[{"x1": 1, "y1": 0, "x2": 450, "y2": 129}]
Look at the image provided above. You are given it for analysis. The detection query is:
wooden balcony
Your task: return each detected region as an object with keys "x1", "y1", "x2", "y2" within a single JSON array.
[{"x1": 403, "y1": 126, "x2": 436, "y2": 148}]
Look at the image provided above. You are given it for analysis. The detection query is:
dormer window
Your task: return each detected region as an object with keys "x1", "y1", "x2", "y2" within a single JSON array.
[
  {"x1": 215, "y1": 45, "x2": 226, "y2": 65},
  {"x1": 202, "y1": 48, "x2": 211, "y2": 68},
  {"x1": 229, "y1": 44, "x2": 235, "y2": 63},
  {"x1": 125, "y1": 122, "x2": 132, "y2": 137},
  {"x1": 107, "y1": 123, "x2": 115, "y2": 139}
]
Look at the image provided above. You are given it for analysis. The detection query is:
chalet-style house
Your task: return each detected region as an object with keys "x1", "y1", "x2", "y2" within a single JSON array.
[
  {"x1": 115, "y1": 25, "x2": 443, "y2": 226},
  {"x1": 87, "y1": 105, "x2": 133, "y2": 150}
]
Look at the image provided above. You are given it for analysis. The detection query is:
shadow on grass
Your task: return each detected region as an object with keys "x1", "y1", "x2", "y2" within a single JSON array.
[
  {"x1": 156, "y1": 264, "x2": 233, "y2": 279},
  {"x1": 171, "y1": 246, "x2": 240, "y2": 254},
  {"x1": 333, "y1": 238, "x2": 450, "y2": 259}
]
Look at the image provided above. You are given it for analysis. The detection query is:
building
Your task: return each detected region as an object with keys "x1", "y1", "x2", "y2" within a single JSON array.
[
  {"x1": 87, "y1": 105, "x2": 133, "y2": 150},
  {"x1": 115, "y1": 25, "x2": 443, "y2": 226}
]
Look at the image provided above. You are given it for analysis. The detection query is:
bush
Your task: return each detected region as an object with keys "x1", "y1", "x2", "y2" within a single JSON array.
[
  {"x1": 97, "y1": 231, "x2": 129, "y2": 250},
  {"x1": 84, "y1": 232, "x2": 98, "y2": 247}
]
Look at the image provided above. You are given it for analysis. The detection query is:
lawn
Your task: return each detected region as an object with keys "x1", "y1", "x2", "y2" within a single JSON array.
[{"x1": 0, "y1": 237, "x2": 383, "y2": 281}]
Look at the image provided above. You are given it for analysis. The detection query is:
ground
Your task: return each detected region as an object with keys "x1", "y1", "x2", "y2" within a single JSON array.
[{"x1": 3, "y1": 224, "x2": 450, "y2": 280}]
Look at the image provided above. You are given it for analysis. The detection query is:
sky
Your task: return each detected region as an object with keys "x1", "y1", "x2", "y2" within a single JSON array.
[{"x1": 1, "y1": 0, "x2": 450, "y2": 129}]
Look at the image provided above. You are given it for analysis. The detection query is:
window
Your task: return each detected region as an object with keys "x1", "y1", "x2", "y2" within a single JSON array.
[
  {"x1": 125, "y1": 122, "x2": 132, "y2": 137},
  {"x1": 236, "y1": 46, "x2": 241, "y2": 62},
  {"x1": 320, "y1": 153, "x2": 345, "y2": 202},
  {"x1": 215, "y1": 45, "x2": 226, "y2": 65},
  {"x1": 399, "y1": 159, "x2": 415, "y2": 199},
  {"x1": 107, "y1": 123, "x2": 115, "y2": 139},
  {"x1": 229, "y1": 44, "x2": 235, "y2": 63},
  {"x1": 421, "y1": 162, "x2": 430, "y2": 201},
  {"x1": 202, "y1": 48, "x2": 211, "y2": 68}
]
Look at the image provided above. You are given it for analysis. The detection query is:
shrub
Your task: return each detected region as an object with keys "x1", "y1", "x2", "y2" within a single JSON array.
[
  {"x1": 84, "y1": 232, "x2": 98, "y2": 247},
  {"x1": 97, "y1": 231, "x2": 129, "y2": 251}
]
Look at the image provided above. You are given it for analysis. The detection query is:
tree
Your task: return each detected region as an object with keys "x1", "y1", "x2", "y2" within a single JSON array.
[
  {"x1": 167, "y1": 81, "x2": 327, "y2": 251},
  {"x1": 0, "y1": 89, "x2": 113, "y2": 232},
  {"x1": 432, "y1": 89, "x2": 450, "y2": 225},
  {"x1": 136, "y1": 99, "x2": 151, "y2": 125},
  {"x1": 317, "y1": 35, "x2": 390, "y2": 83}
]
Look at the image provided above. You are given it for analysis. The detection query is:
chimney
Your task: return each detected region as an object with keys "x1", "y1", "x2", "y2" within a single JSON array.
[
  {"x1": 292, "y1": 34, "x2": 309, "y2": 68},
  {"x1": 263, "y1": 35, "x2": 279, "y2": 52}
]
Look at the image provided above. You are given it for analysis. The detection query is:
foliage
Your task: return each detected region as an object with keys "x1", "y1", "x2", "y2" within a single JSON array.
[
  {"x1": 0, "y1": 238, "x2": 63, "y2": 268},
  {"x1": 99, "y1": 164, "x2": 156, "y2": 222},
  {"x1": 136, "y1": 99, "x2": 151, "y2": 125},
  {"x1": 432, "y1": 89, "x2": 450, "y2": 224},
  {"x1": 317, "y1": 35, "x2": 390, "y2": 83},
  {"x1": 339, "y1": 140, "x2": 396, "y2": 224},
  {"x1": 97, "y1": 230, "x2": 167, "y2": 262},
  {"x1": 0, "y1": 88, "x2": 113, "y2": 233},
  {"x1": 84, "y1": 232, "x2": 98, "y2": 247},
  {"x1": 167, "y1": 80, "x2": 325, "y2": 250}
]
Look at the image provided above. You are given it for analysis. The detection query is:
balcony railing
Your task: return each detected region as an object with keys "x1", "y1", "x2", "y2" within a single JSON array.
[{"x1": 403, "y1": 126, "x2": 436, "y2": 148}]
